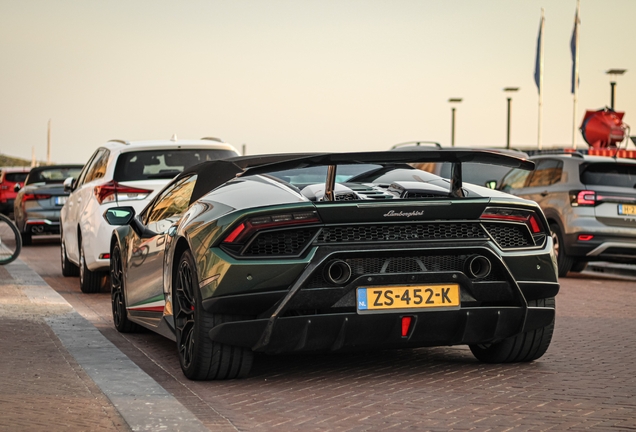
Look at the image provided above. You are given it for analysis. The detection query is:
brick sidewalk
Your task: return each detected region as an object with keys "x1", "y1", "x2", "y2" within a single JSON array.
[
  {"x1": 0, "y1": 261, "x2": 208, "y2": 432},
  {"x1": 0, "y1": 265, "x2": 128, "y2": 431}
]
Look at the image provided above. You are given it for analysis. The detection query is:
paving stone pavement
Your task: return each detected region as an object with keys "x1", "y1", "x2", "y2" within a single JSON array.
[
  {"x1": 0, "y1": 261, "x2": 209, "y2": 432},
  {"x1": 6, "y1": 241, "x2": 636, "y2": 431}
]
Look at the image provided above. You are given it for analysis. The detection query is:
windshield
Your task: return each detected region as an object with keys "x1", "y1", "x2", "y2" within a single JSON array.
[
  {"x1": 114, "y1": 149, "x2": 239, "y2": 182},
  {"x1": 581, "y1": 163, "x2": 636, "y2": 188},
  {"x1": 27, "y1": 167, "x2": 82, "y2": 184},
  {"x1": 4, "y1": 172, "x2": 28, "y2": 183}
]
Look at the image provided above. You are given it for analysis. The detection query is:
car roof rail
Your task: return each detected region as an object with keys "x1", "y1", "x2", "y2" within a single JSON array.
[
  {"x1": 391, "y1": 141, "x2": 442, "y2": 149},
  {"x1": 108, "y1": 139, "x2": 130, "y2": 145},
  {"x1": 201, "y1": 137, "x2": 224, "y2": 143}
]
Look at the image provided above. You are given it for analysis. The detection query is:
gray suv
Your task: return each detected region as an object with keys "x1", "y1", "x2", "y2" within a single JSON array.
[{"x1": 499, "y1": 153, "x2": 636, "y2": 277}]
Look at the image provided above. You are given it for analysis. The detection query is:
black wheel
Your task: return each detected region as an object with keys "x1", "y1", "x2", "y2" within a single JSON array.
[
  {"x1": 173, "y1": 250, "x2": 253, "y2": 380},
  {"x1": 469, "y1": 297, "x2": 555, "y2": 363},
  {"x1": 60, "y1": 235, "x2": 79, "y2": 277},
  {"x1": 0, "y1": 213, "x2": 22, "y2": 264},
  {"x1": 570, "y1": 260, "x2": 588, "y2": 273},
  {"x1": 110, "y1": 244, "x2": 141, "y2": 333},
  {"x1": 79, "y1": 236, "x2": 103, "y2": 293},
  {"x1": 550, "y1": 223, "x2": 573, "y2": 277},
  {"x1": 21, "y1": 231, "x2": 32, "y2": 246}
]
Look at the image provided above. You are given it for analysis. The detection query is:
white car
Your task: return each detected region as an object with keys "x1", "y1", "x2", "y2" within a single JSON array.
[{"x1": 60, "y1": 137, "x2": 240, "y2": 293}]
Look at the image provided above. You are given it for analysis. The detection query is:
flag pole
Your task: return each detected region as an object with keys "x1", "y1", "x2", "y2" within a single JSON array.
[
  {"x1": 571, "y1": 0, "x2": 580, "y2": 149},
  {"x1": 537, "y1": 8, "x2": 544, "y2": 150}
]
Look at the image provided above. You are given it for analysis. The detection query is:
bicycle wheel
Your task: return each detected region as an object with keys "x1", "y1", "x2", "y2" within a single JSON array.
[{"x1": 0, "y1": 213, "x2": 22, "y2": 265}]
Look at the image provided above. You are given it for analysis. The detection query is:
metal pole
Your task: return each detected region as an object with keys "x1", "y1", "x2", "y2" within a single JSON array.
[
  {"x1": 506, "y1": 97, "x2": 512, "y2": 149},
  {"x1": 610, "y1": 82, "x2": 616, "y2": 110},
  {"x1": 451, "y1": 107, "x2": 456, "y2": 147}
]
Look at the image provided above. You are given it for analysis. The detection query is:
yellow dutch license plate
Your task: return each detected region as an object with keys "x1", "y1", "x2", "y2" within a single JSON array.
[
  {"x1": 618, "y1": 204, "x2": 636, "y2": 215},
  {"x1": 357, "y1": 284, "x2": 460, "y2": 312}
]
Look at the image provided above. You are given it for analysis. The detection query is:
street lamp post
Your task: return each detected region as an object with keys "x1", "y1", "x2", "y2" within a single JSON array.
[
  {"x1": 448, "y1": 98, "x2": 462, "y2": 147},
  {"x1": 503, "y1": 87, "x2": 519, "y2": 149},
  {"x1": 605, "y1": 69, "x2": 627, "y2": 110}
]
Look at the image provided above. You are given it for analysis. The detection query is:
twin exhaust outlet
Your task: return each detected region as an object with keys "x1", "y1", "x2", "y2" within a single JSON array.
[{"x1": 323, "y1": 255, "x2": 492, "y2": 285}]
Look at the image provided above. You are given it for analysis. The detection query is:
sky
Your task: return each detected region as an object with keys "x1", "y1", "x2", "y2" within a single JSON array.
[{"x1": 0, "y1": 0, "x2": 634, "y2": 164}]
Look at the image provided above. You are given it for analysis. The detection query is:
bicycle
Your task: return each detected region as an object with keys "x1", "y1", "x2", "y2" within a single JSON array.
[{"x1": 0, "y1": 213, "x2": 22, "y2": 265}]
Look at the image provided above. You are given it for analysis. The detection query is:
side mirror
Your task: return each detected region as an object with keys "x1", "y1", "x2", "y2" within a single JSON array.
[
  {"x1": 103, "y1": 206, "x2": 158, "y2": 239},
  {"x1": 13, "y1": 183, "x2": 21, "y2": 193},
  {"x1": 103, "y1": 207, "x2": 136, "y2": 226},
  {"x1": 63, "y1": 177, "x2": 75, "y2": 193},
  {"x1": 485, "y1": 180, "x2": 497, "y2": 190}
]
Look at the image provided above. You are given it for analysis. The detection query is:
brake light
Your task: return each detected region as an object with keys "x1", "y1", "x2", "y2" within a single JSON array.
[
  {"x1": 578, "y1": 234, "x2": 594, "y2": 241},
  {"x1": 94, "y1": 180, "x2": 151, "y2": 204},
  {"x1": 480, "y1": 207, "x2": 544, "y2": 234},
  {"x1": 572, "y1": 190, "x2": 596, "y2": 206},
  {"x1": 223, "y1": 211, "x2": 321, "y2": 244},
  {"x1": 23, "y1": 194, "x2": 52, "y2": 201}
]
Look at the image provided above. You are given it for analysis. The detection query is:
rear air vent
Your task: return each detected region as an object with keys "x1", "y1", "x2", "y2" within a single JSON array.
[
  {"x1": 482, "y1": 223, "x2": 534, "y2": 249},
  {"x1": 316, "y1": 223, "x2": 487, "y2": 243}
]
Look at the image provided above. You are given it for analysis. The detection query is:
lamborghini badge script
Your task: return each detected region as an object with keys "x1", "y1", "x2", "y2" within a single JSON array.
[{"x1": 383, "y1": 210, "x2": 424, "y2": 217}]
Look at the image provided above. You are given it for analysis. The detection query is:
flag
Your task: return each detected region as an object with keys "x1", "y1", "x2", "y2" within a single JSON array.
[
  {"x1": 534, "y1": 12, "x2": 544, "y2": 94},
  {"x1": 570, "y1": 6, "x2": 580, "y2": 94}
]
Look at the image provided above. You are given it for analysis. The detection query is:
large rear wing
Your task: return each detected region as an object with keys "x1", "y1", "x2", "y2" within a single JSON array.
[{"x1": 186, "y1": 150, "x2": 535, "y2": 203}]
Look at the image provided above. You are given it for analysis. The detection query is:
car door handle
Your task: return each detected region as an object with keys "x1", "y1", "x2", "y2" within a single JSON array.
[{"x1": 540, "y1": 191, "x2": 549, "y2": 197}]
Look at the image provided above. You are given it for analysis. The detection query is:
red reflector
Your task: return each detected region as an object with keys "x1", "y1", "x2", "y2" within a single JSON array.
[
  {"x1": 529, "y1": 215, "x2": 541, "y2": 233},
  {"x1": 401, "y1": 316, "x2": 412, "y2": 337},
  {"x1": 99, "y1": 253, "x2": 111, "y2": 259},
  {"x1": 223, "y1": 223, "x2": 246, "y2": 243},
  {"x1": 578, "y1": 234, "x2": 594, "y2": 241}
]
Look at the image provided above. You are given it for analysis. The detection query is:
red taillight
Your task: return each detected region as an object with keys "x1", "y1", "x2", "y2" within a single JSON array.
[
  {"x1": 99, "y1": 253, "x2": 111, "y2": 259},
  {"x1": 480, "y1": 207, "x2": 544, "y2": 234},
  {"x1": 578, "y1": 234, "x2": 594, "y2": 241},
  {"x1": 401, "y1": 316, "x2": 413, "y2": 337},
  {"x1": 222, "y1": 211, "x2": 321, "y2": 244},
  {"x1": 23, "y1": 193, "x2": 52, "y2": 201},
  {"x1": 94, "y1": 180, "x2": 151, "y2": 204},
  {"x1": 573, "y1": 190, "x2": 596, "y2": 206}
]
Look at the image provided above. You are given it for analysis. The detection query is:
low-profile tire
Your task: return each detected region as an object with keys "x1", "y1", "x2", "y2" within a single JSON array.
[
  {"x1": 550, "y1": 223, "x2": 574, "y2": 277},
  {"x1": 570, "y1": 260, "x2": 588, "y2": 273},
  {"x1": 110, "y1": 244, "x2": 141, "y2": 333},
  {"x1": 79, "y1": 238, "x2": 103, "y2": 293},
  {"x1": 60, "y1": 237, "x2": 79, "y2": 277},
  {"x1": 173, "y1": 249, "x2": 253, "y2": 380},
  {"x1": 21, "y1": 231, "x2": 32, "y2": 246},
  {"x1": 469, "y1": 297, "x2": 555, "y2": 363}
]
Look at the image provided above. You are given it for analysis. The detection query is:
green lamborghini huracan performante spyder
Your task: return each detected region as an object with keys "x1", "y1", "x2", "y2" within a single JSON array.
[{"x1": 104, "y1": 150, "x2": 559, "y2": 380}]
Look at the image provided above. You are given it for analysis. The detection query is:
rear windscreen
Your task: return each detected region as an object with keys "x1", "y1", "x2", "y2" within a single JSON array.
[
  {"x1": 114, "y1": 149, "x2": 238, "y2": 182},
  {"x1": 4, "y1": 173, "x2": 28, "y2": 183},
  {"x1": 581, "y1": 163, "x2": 636, "y2": 188},
  {"x1": 27, "y1": 167, "x2": 82, "y2": 184}
]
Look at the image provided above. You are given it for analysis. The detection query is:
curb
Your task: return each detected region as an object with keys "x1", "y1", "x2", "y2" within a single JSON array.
[{"x1": 4, "y1": 260, "x2": 209, "y2": 432}]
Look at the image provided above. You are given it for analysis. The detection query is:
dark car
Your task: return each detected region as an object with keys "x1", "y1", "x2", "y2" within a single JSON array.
[
  {"x1": 499, "y1": 153, "x2": 636, "y2": 277},
  {"x1": 14, "y1": 164, "x2": 83, "y2": 245},
  {"x1": 104, "y1": 150, "x2": 558, "y2": 380},
  {"x1": 0, "y1": 167, "x2": 30, "y2": 215}
]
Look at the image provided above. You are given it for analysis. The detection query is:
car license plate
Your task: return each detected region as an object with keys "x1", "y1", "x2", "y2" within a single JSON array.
[
  {"x1": 357, "y1": 284, "x2": 460, "y2": 312},
  {"x1": 55, "y1": 196, "x2": 67, "y2": 206},
  {"x1": 618, "y1": 204, "x2": 636, "y2": 215}
]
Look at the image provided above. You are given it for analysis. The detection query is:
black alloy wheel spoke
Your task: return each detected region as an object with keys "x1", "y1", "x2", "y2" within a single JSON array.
[
  {"x1": 111, "y1": 250, "x2": 124, "y2": 327},
  {"x1": 175, "y1": 259, "x2": 196, "y2": 368}
]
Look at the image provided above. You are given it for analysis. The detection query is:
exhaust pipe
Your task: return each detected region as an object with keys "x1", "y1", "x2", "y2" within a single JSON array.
[
  {"x1": 324, "y1": 260, "x2": 352, "y2": 285},
  {"x1": 464, "y1": 255, "x2": 492, "y2": 279},
  {"x1": 31, "y1": 225, "x2": 45, "y2": 234}
]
